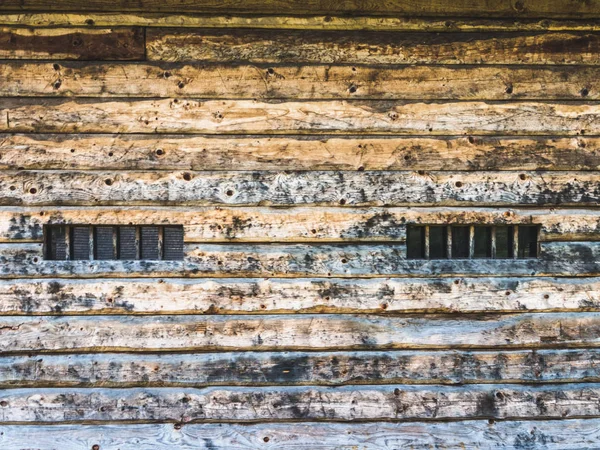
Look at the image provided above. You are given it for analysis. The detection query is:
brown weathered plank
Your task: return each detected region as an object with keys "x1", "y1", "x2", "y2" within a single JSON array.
[
  {"x1": 1, "y1": 206, "x2": 600, "y2": 244},
  {"x1": 1, "y1": 241, "x2": 598, "y2": 278},
  {"x1": 3, "y1": 62, "x2": 600, "y2": 100},
  {"x1": 1, "y1": 420, "x2": 599, "y2": 449},
  {"x1": 0, "y1": 312, "x2": 598, "y2": 352},
  {"x1": 0, "y1": 27, "x2": 144, "y2": 60},
  {"x1": 147, "y1": 29, "x2": 600, "y2": 65},
  {"x1": 1, "y1": 0, "x2": 600, "y2": 19},
  {"x1": 2, "y1": 99, "x2": 599, "y2": 135},
  {"x1": 0, "y1": 170, "x2": 599, "y2": 207},
  {"x1": 2, "y1": 14, "x2": 600, "y2": 32},
  {"x1": 1, "y1": 384, "x2": 600, "y2": 423},
  {"x1": 1, "y1": 277, "x2": 600, "y2": 315},
  {"x1": 2, "y1": 134, "x2": 598, "y2": 171},
  {"x1": 1, "y1": 349, "x2": 600, "y2": 386}
]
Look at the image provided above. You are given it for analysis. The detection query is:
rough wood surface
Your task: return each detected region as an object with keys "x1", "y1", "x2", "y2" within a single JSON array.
[
  {"x1": 0, "y1": 27, "x2": 144, "y2": 60},
  {"x1": 3, "y1": 14, "x2": 600, "y2": 32},
  {"x1": 3, "y1": 134, "x2": 600, "y2": 171},
  {"x1": 4, "y1": 62, "x2": 600, "y2": 100},
  {"x1": 2, "y1": 420, "x2": 600, "y2": 449},
  {"x1": 146, "y1": 30, "x2": 600, "y2": 65},
  {"x1": 1, "y1": 206, "x2": 600, "y2": 243},
  {"x1": 3, "y1": 99, "x2": 600, "y2": 135},
  {"x1": 0, "y1": 312, "x2": 599, "y2": 352},
  {"x1": 2, "y1": 0, "x2": 599, "y2": 19},
  {"x1": 0, "y1": 170, "x2": 599, "y2": 207},
  {"x1": 2, "y1": 384, "x2": 600, "y2": 422},
  {"x1": 2, "y1": 241, "x2": 600, "y2": 278},
  {"x1": 2, "y1": 348, "x2": 600, "y2": 386},
  {"x1": 1, "y1": 277, "x2": 600, "y2": 315}
]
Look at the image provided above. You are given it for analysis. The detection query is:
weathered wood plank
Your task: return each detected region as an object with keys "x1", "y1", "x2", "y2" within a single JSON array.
[
  {"x1": 2, "y1": 420, "x2": 600, "y2": 449},
  {"x1": 1, "y1": 241, "x2": 599, "y2": 278},
  {"x1": 2, "y1": 0, "x2": 600, "y2": 19},
  {"x1": 2, "y1": 349, "x2": 600, "y2": 386},
  {"x1": 1, "y1": 206, "x2": 600, "y2": 244},
  {"x1": 2, "y1": 277, "x2": 600, "y2": 315},
  {"x1": 3, "y1": 14, "x2": 600, "y2": 32},
  {"x1": 0, "y1": 27, "x2": 144, "y2": 60},
  {"x1": 2, "y1": 134, "x2": 599, "y2": 171},
  {"x1": 0, "y1": 170, "x2": 599, "y2": 207},
  {"x1": 0, "y1": 312, "x2": 598, "y2": 352},
  {"x1": 2, "y1": 99, "x2": 599, "y2": 135},
  {"x1": 4, "y1": 62, "x2": 600, "y2": 100},
  {"x1": 2, "y1": 384, "x2": 600, "y2": 422},
  {"x1": 147, "y1": 30, "x2": 600, "y2": 65}
]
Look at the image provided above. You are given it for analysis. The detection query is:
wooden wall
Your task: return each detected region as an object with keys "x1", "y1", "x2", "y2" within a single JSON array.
[{"x1": 1, "y1": 1, "x2": 600, "y2": 448}]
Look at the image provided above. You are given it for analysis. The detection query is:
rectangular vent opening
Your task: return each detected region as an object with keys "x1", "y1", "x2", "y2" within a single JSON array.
[
  {"x1": 44, "y1": 225, "x2": 184, "y2": 261},
  {"x1": 407, "y1": 224, "x2": 539, "y2": 260}
]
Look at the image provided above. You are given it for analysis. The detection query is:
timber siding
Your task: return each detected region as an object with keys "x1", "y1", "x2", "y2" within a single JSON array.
[{"x1": 1, "y1": 2, "x2": 600, "y2": 449}]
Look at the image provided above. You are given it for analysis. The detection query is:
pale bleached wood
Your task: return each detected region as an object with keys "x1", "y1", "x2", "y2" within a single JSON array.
[
  {"x1": 2, "y1": 134, "x2": 599, "y2": 171},
  {"x1": 0, "y1": 27, "x2": 144, "y2": 60},
  {"x1": 2, "y1": 14, "x2": 600, "y2": 32},
  {"x1": 0, "y1": 170, "x2": 599, "y2": 207},
  {"x1": 3, "y1": 62, "x2": 600, "y2": 100},
  {"x1": 2, "y1": 206, "x2": 600, "y2": 243},
  {"x1": 147, "y1": 29, "x2": 600, "y2": 65},
  {"x1": 2, "y1": 349, "x2": 600, "y2": 386},
  {"x1": 1, "y1": 384, "x2": 600, "y2": 422},
  {"x1": 1, "y1": 241, "x2": 599, "y2": 278},
  {"x1": 0, "y1": 312, "x2": 598, "y2": 352},
  {"x1": 2, "y1": 277, "x2": 600, "y2": 315},
  {"x1": 2, "y1": 420, "x2": 600, "y2": 449},
  {"x1": 2, "y1": 0, "x2": 600, "y2": 19},
  {"x1": 2, "y1": 99, "x2": 599, "y2": 135}
]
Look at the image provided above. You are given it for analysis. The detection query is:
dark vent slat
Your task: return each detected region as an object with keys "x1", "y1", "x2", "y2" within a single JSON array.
[
  {"x1": 95, "y1": 227, "x2": 116, "y2": 260},
  {"x1": 140, "y1": 226, "x2": 160, "y2": 260},
  {"x1": 118, "y1": 227, "x2": 137, "y2": 260},
  {"x1": 163, "y1": 226, "x2": 184, "y2": 261},
  {"x1": 71, "y1": 226, "x2": 90, "y2": 260},
  {"x1": 46, "y1": 226, "x2": 67, "y2": 261}
]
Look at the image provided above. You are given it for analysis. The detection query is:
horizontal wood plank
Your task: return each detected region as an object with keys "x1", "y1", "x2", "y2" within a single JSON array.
[
  {"x1": 1, "y1": 206, "x2": 600, "y2": 244},
  {"x1": 0, "y1": 312, "x2": 599, "y2": 352},
  {"x1": 2, "y1": 384, "x2": 600, "y2": 422},
  {"x1": 2, "y1": 348, "x2": 600, "y2": 386},
  {"x1": 1, "y1": 420, "x2": 599, "y2": 449},
  {"x1": 1, "y1": 241, "x2": 598, "y2": 278},
  {"x1": 2, "y1": 14, "x2": 600, "y2": 32},
  {"x1": 2, "y1": 134, "x2": 599, "y2": 171},
  {"x1": 146, "y1": 29, "x2": 600, "y2": 65},
  {"x1": 2, "y1": 99, "x2": 599, "y2": 135},
  {"x1": 0, "y1": 170, "x2": 599, "y2": 207},
  {"x1": 0, "y1": 27, "x2": 144, "y2": 60},
  {"x1": 3, "y1": 62, "x2": 600, "y2": 100},
  {"x1": 2, "y1": 0, "x2": 598, "y2": 19},
  {"x1": 1, "y1": 277, "x2": 600, "y2": 315}
]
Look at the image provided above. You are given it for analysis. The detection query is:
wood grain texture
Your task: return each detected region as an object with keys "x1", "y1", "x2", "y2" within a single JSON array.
[
  {"x1": 0, "y1": 312, "x2": 599, "y2": 352},
  {"x1": 2, "y1": 134, "x2": 599, "y2": 171},
  {"x1": 1, "y1": 277, "x2": 600, "y2": 315},
  {"x1": 3, "y1": 99, "x2": 599, "y2": 135},
  {"x1": 2, "y1": 420, "x2": 600, "y2": 449},
  {"x1": 2, "y1": 241, "x2": 600, "y2": 278},
  {"x1": 2, "y1": 384, "x2": 600, "y2": 422},
  {"x1": 146, "y1": 29, "x2": 600, "y2": 65},
  {"x1": 3, "y1": 62, "x2": 600, "y2": 100},
  {"x1": 2, "y1": 0, "x2": 599, "y2": 18},
  {"x1": 0, "y1": 170, "x2": 599, "y2": 207},
  {"x1": 0, "y1": 27, "x2": 144, "y2": 60},
  {"x1": 2, "y1": 348, "x2": 600, "y2": 386},
  {"x1": 3, "y1": 14, "x2": 600, "y2": 32},
  {"x1": 2, "y1": 206, "x2": 600, "y2": 243}
]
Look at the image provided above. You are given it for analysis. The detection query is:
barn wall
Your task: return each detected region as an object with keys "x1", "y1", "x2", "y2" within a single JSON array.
[{"x1": 1, "y1": 1, "x2": 600, "y2": 448}]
